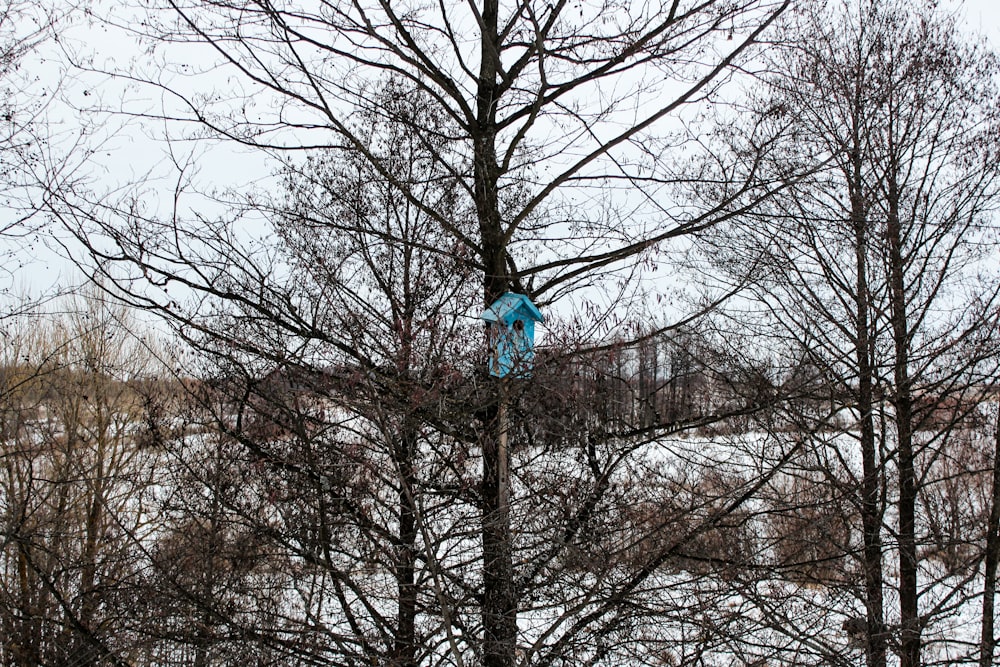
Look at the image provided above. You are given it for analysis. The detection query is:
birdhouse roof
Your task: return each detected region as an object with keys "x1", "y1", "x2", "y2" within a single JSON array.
[{"x1": 479, "y1": 292, "x2": 544, "y2": 323}]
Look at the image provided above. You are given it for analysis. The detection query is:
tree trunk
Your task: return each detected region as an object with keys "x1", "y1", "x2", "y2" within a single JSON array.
[
  {"x1": 979, "y1": 414, "x2": 1000, "y2": 667},
  {"x1": 394, "y1": 426, "x2": 419, "y2": 667},
  {"x1": 475, "y1": 0, "x2": 517, "y2": 664},
  {"x1": 481, "y1": 380, "x2": 516, "y2": 667},
  {"x1": 886, "y1": 174, "x2": 920, "y2": 667},
  {"x1": 850, "y1": 120, "x2": 886, "y2": 667}
]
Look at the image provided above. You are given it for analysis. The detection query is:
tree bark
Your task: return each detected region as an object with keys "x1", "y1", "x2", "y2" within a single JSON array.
[
  {"x1": 886, "y1": 171, "x2": 920, "y2": 667},
  {"x1": 979, "y1": 415, "x2": 1000, "y2": 667},
  {"x1": 849, "y1": 100, "x2": 886, "y2": 667},
  {"x1": 481, "y1": 379, "x2": 516, "y2": 667},
  {"x1": 475, "y1": 1, "x2": 516, "y2": 663},
  {"x1": 393, "y1": 425, "x2": 419, "y2": 667},
  {"x1": 855, "y1": 233, "x2": 886, "y2": 667}
]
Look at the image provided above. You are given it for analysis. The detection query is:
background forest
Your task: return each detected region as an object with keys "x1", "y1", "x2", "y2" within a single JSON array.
[{"x1": 1, "y1": 0, "x2": 1000, "y2": 666}]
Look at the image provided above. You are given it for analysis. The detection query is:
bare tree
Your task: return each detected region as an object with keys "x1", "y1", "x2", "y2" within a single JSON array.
[
  {"x1": 0, "y1": 286, "x2": 163, "y2": 666},
  {"x1": 47, "y1": 0, "x2": 802, "y2": 664},
  {"x1": 699, "y1": 1, "x2": 1000, "y2": 664}
]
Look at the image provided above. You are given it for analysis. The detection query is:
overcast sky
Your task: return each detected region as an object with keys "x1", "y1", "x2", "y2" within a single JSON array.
[
  {"x1": 7, "y1": 0, "x2": 1000, "y2": 299},
  {"x1": 964, "y1": 0, "x2": 1000, "y2": 42}
]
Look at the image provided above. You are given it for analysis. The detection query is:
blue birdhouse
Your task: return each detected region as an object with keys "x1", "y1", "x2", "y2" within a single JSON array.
[{"x1": 480, "y1": 292, "x2": 544, "y2": 378}]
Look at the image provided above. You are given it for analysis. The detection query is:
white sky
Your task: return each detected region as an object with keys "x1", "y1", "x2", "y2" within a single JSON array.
[
  {"x1": 6, "y1": 0, "x2": 1000, "y2": 302},
  {"x1": 963, "y1": 0, "x2": 1000, "y2": 43}
]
